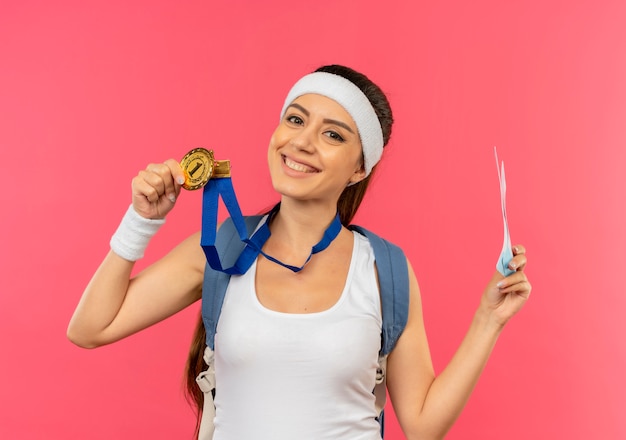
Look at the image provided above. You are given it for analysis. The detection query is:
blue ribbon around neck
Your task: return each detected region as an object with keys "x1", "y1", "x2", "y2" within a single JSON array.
[{"x1": 200, "y1": 177, "x2": 342, "y2": 274}]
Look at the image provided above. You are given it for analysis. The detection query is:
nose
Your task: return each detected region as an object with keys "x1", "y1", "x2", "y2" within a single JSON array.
[{"x1": 289, "y1": 127, "x2": 315, "y2": 153}]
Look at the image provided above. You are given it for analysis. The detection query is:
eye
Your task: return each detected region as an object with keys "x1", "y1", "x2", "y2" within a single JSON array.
[
  {"x1": 324, "y1": 131, "x2": 345, "y2": 142},
  {"x1": 286, "y1": 115, "x2": 304, "y2": 125}
]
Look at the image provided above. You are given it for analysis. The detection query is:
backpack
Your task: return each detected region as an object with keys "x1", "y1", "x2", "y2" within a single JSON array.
[{"x1": 195, "y1": 215, "x2": 410, "y2": 439}]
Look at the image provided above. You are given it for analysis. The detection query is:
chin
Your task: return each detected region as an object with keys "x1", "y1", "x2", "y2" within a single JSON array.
[{"x1": 271, "y1": 179, "x2": 308, "y2": 200}]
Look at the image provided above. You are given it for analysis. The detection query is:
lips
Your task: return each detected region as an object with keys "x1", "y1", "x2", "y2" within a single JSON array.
[{"x1": 282, "y1": 155, "x2": 320, "y2": 173}]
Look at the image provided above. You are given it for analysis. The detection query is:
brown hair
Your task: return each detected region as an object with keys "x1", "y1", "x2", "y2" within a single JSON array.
[{"x1": 184, "y1": 64, "x2": 394, "y2": 437}]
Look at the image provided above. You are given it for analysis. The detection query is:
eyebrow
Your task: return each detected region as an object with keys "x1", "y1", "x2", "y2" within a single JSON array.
[{"x1": 287, "y1": 103, "x2": 355, "y2": 134}]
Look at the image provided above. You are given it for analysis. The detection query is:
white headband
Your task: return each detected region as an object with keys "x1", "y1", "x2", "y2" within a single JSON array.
[{"x1": 279, "y1": 71, "x2": 384, "y2": 177}]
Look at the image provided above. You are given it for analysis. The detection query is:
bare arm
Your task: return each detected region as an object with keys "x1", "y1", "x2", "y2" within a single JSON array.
[
  {"x1": 67, "y1": 159, "x2": 206, "y2": 348},
  {"x1": 387, "y1": 247, "x2": 531, "y2": 440},
  {"x1": 67, "y1": 232, "x2": 205, "y2": 348}
]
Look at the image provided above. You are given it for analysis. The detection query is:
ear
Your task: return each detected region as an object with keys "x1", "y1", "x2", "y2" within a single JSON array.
[{"x1": 348, "y1": 163, "x2": 367, "y2": 185}]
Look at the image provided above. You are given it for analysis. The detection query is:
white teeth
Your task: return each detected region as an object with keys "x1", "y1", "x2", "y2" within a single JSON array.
[{"x1": 284, "y1": 157, "x2": 317, "y2": 173}]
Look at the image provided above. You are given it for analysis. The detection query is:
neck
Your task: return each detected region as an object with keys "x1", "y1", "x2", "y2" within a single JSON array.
[{"x1": 270, "y1": 198, "x2": 340, "y2": 250}]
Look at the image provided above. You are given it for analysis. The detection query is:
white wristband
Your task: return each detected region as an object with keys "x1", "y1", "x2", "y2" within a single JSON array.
[{"x1": 110, "y1": 205, "x2": 165, "y2": 261}]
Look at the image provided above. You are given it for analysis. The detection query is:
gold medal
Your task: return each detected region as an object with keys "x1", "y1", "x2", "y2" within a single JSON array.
[{"x1": 180, "y1": 148, "x2": 231, "y2": 190}]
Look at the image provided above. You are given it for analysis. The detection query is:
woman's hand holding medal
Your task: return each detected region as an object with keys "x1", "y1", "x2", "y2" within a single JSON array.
[
  {"x1": 131, "y1": 159, "x2": 185, "y2": 220},
  {"x1": 130, "y1": 148, "x2": 228, "y2": 220}
]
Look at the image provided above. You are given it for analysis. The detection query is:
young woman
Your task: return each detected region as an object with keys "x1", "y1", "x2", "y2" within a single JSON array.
[{"x1": 68, "y1": 65, "x2": 531, "y2": 440}]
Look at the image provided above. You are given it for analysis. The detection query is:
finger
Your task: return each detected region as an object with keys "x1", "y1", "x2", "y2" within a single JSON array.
[
  {"x1": 498, "y1": 280, "x2": 532, "y2": 298},
  {"x1": 164, "y1": 159, "x2": 186, "y2": 188},
  {"x1": 144, "y1": 162, "x2": 179, "y2": 202},
  {"x1": 162, "y1": 159, "x2": 184, "y2": 201},
  {"x1": 508, "y1": 253, "x2": 528, "y2": 272},
  {"x1": 139, "y1": 168, "x2": 167, "y2": 200},
  {"x1": 512, "y1": 244, "x2": 526, "y2": 255},
  {"x1": 133, "y1": 172, "x2": 164, "y2": 203},
  {"x1": 496, "y1": 272, "x2": 532, "y2": 295},
  {"x1": 137, "y1": 162, "x2": 173, "y2": 201},
  {"x1": 148, "y1": 162, "x2": 178, "y2": 203}
]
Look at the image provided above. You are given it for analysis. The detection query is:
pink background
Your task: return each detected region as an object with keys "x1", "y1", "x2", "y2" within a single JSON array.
[{"x1": 1, "y1": 0, "x2": 625, "y2": 438}]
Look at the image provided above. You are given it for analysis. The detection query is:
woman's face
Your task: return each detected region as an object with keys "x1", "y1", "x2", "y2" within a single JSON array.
[{"x1": 267, "y1": 93, "x2": 366, "y2": 204}]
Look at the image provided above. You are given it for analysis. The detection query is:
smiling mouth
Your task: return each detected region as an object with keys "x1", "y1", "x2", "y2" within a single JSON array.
[{"x1": 283, "y1": 155, "x2": 320, "y2": 173}]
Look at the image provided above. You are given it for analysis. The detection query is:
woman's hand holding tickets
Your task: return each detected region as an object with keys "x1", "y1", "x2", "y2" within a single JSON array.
[
  {"x1": 482, "y1": 245, "x2": 531, "y2": 328},
  {"x1": 486, "y1": 149, "x2": 531, "y2": 327}
]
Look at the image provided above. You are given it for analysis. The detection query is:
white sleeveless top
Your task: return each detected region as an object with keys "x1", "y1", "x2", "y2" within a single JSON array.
[{"x1": 213, "y1": 231, "x2": 383, "y2": 440}]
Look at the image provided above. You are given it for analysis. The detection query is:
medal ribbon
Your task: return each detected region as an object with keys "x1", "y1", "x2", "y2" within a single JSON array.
[{"x1": 200, "y1": 177, "x2": 342, "y2": 274}]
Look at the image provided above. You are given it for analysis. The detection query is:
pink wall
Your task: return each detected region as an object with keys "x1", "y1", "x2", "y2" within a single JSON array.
[{"x1": 1, "y1": 0, "x2": 625, "y2": 438}]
